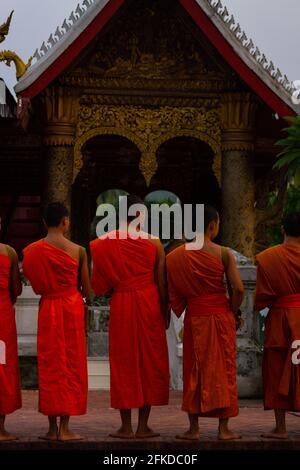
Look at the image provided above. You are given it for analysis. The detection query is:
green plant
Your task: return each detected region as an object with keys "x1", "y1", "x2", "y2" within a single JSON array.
[
  {"x1": 267, "y1": 184, "x2": 300, "y2": 245},
  {"x1": 274, "y1": 116, "x2": 300, "y2": 186}
]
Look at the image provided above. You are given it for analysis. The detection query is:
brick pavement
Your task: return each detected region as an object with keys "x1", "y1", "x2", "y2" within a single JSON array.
[{"x1": 1, "y1": 391, "x2": 300, "y2": 450}]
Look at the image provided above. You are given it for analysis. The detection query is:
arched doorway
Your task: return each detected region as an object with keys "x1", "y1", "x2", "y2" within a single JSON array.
[
  {"x1": 72, "y1": 135, "x2": 144, "y2": 245},
  {"x1": 151, "y1": 136, "x2": 221, "y2": 210},
  {"x1": 72, "y1": 135, "x2": 221, "y2": 246}
]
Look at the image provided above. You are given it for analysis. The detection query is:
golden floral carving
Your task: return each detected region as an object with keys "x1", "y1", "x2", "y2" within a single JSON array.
[
  {"x1": 221, "y1": 92, "x2": 257, "y2": 152},
  {"x1": 42, "y1": 86, "x2": 79, "y2": 146},
  {"x1": 139, "y1": 152, "x2": 158, "y2": 187},
  {"x1": 44, "y1": 146, "x2": 74, "y2": 211},
  {"x1": 74, "y1": 103, "x2": 221, "y2": 185}
]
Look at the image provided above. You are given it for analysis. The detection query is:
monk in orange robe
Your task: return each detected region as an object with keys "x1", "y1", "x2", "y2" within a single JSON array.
[
  {"x1": 0, "y1": 217, "x2": 22, "y2": 441},
  {"x1": 255, "y1": 211, "x2": 300, "y2": 439},
  {"x1": 23, "y1": 202, "x2": 92, "y2": 441},
  {"x1": 90, "y1": 195, "x2": 169, "y2": 439},
  {"x1": 167, "y1": 205, "x2": 244, "y2": 440}
]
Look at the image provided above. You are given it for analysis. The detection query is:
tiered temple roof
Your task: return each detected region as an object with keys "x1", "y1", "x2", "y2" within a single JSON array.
[{"x1": 15, "y1": 0, "x2": 299, "y2": 116}]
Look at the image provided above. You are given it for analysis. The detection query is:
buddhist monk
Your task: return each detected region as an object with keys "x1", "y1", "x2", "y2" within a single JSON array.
[
  {"x1": 0, "y1": 217, "x2": 22, "y2": 441},
  {"x1": 255, "y1": 211, "x2": 300, "y2": 439},
  {"x1": 23, "y1": 202, "x2": 92, "y2": 441},
  {"x1": 90, "y1": 195, "x2": 169, "y2": 439},
  {"x1": 166, "y1": 205, "x2": 244, "y2": 440}
]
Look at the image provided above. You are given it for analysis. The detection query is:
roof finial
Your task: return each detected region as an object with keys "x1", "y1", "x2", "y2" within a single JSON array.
[{"x1": 0, "y1": 11, "x2": 14, "y2": 44}]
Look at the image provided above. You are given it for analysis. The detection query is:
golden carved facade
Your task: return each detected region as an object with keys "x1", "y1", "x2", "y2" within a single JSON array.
[
  {"x1": 74, "y1": 102, "x2": 221, "y2": 186},
  {"x1": 61, "y1": 0, "x2": 242, "y2": 186},
  {"x1": 41, "y1": 86, "x2": 79, "y2": 146},
  {"x1": 221, "y1": 92, "x2": 257, "y2": 152},
  {"x1": 38, "y1": 0, "x2": 260, "y2": 256}
]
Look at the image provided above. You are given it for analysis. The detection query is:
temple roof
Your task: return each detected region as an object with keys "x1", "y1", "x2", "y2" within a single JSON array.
[{"x1": 15, "y1": 0, "x2": 299, "y2": 116}]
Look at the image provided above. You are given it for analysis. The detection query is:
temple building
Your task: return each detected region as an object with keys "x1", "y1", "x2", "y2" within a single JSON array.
[{"x1": 0, "y1": 0, "x2": 299, "y2": 258}]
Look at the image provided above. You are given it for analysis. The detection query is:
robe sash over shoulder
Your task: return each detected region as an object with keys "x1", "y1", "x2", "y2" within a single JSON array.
[
  {"x1": 23, "y1": 240, "x2": 88, "y2": 416},
  {"x1": 167, "y1": 245, "x2": 238, "y2": 418},
  {"x1": 91, "y1": 232, "x2": 169, "y2": 410}
]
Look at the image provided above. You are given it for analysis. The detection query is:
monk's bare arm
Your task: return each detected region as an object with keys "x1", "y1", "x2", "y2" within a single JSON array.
[
  {"x1": 153, "y1": 239, "x2": 169, "y2": 325},
  {"x1": 11, "y1": 249, "x2": 22, "y2": 301},
  {"x1": 226, "y1": 250, "x2": 244, "y2": 315},
  {"x1": 80, "y1": 250, "x2": 94, "y2": 301}
]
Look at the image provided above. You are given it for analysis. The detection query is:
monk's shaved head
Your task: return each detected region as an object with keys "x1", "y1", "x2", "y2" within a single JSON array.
[
  {"x1": 204, "y1": 205, "x2": 219, "y2": 232},
  {"x1": 43, "y1": 202, "x2": 69, "y2": 227},
  {"x1": 283, "y1": 212, "x2": 300, "y2": 237}
]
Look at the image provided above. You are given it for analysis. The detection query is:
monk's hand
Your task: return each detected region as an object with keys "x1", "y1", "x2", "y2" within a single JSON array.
[{"x1": 234, "y1": 310, "x2": 243, "y2": 331}]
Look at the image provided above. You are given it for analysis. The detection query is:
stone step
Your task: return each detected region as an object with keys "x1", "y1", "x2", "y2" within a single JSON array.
[{"x1": 88, "y1": 357, "x2": 110, "y2": 390}]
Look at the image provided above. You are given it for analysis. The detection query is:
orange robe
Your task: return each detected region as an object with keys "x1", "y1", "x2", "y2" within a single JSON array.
[
  {"x1": 90, "y1": 231, "x2": 169, "y2": 409},
  {"x1": 0, "y1": 254, "x2": 22, "y2": 415},
  {"x1": 22, "y1": 240, "x2": 87, "y2": 416},
  {"x1": 167, "y1": 246, "x2": 238, "y2": 418},
  {"x1": 255, "y1": 243, "x2": 300, "y2": 411}
]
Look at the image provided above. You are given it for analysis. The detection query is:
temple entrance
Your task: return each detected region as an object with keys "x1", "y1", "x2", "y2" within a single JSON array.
[
  {"x1": 72, "y1": 134, "x2": 220, "y2": 246},
  {"x1": 151, "y1": 136, "x2": 221, "y2": 210}
]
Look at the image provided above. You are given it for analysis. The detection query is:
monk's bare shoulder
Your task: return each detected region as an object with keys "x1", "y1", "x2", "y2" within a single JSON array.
[
  {"x1": 65, "y1": 239, "x2": 86, "y2": 260},
  {"x1": 5, "y1": 244, "x2": 18, "y2": 258},
  {"x1": 0, "y1": 243, "x2": 8, "y2": 255},
  {"x1": 66, "y1": 239, "x2": 84, "y2": 251}
]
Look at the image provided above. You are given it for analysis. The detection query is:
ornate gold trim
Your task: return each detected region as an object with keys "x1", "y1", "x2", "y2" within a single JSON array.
[{"x1": 74, "y1": 103, "x2": 221, "y2": 186}]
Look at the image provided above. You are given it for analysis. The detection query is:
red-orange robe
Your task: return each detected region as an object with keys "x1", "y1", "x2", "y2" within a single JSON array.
[
  {"x1": 22, "y1": 240, "x2": 87, "y2": 416},
  {"x1": 255, "y1": 243, "x2": 300, "y2": 411},
  {"x1": 0, "y1": 253, "x2": 22, "y2": 415},
  {"x1": 167, "y1": 245, "x2": 238, "y2": 418},
  {"x1": 90, "y1": 231, "x2": 169, "y2": 409}
]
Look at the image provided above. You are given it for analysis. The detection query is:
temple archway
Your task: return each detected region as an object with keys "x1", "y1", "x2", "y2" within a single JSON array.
[
  {"x1": 150, "y1": 136, "x2": 221, "y2": 211},
  {"x1": 72, "y1": 134, "x2": 144, "y2": 245}
]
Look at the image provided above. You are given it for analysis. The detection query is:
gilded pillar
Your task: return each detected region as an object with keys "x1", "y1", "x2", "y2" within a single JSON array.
[
  {"x1": 44, "y1": 146, "x2": 74, "y2": 211},
  {"x1": 221, "y1": 93, "x2": 257, "y2": 259},
  {"x1": 42, "y1": 86, "x2": 79, "y2": 212}
]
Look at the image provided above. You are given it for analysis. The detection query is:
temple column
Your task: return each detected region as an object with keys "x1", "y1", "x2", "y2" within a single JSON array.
[
  {"x1": 42, "y1": 86, "x2": 79, "y2": 212},
  {"x1": 221, "y1": 93, "x2": 257, "y2": 259},
  {"x1": 44, "y1": 146, "x2": 74, "y2": 211}
]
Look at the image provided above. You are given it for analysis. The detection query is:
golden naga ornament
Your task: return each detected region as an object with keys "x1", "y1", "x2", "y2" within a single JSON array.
[
  {"x1": 0, "y1": 50, "x2": 32, "y2": 80},
  {"x1": 0, "y1": 11, "x2": 32, "y2": 80},
  {"x1": 0, "y1": 10, "x2": 13, "y2": 43}
]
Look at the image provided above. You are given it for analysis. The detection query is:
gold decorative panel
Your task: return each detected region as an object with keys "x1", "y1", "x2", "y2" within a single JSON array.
[{"x1": 74, "y1": 103, "x2": 221, "y2": 186}]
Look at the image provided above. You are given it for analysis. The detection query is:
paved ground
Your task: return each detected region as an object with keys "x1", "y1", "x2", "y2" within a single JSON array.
[{"x1": 1, "y1": 391, "x2": 300, "y2": 451}]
